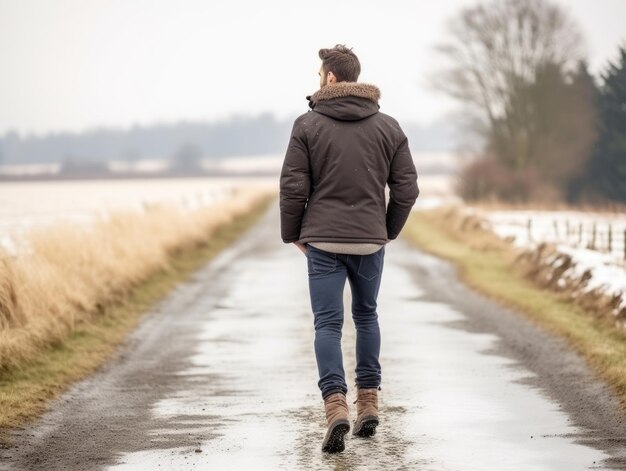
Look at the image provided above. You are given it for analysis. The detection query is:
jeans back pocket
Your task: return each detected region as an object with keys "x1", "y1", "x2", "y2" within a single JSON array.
[{"x1": 357, "y1": 247, "x2": 384, "y2": 280}]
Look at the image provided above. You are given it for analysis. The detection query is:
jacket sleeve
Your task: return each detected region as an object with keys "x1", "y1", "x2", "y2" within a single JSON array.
[
  {"x1": 386, "y1": 131, "x2": 420, "y2": 240},
  {"x1": 279, "y1": 118, "x2": 311, "y2": 243}
]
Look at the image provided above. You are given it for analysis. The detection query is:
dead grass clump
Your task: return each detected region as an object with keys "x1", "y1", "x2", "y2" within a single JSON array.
[
  {"x1": 419, "y1": 204, "x2": 513, "y2": 254},
  {"x1": 0, "y1": 254, "x2": 24, "y2": 329},
  {"x1": 513, "y1": 241, "x2": 626, "y2": 328}
]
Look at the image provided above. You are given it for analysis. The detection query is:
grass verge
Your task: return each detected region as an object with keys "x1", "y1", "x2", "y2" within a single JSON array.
[
  {"x1": 404, "y1": 207, "x2": 626, "y2": 415},
  {"x1": 0, "y1": 193, "x2": 275, "y2": 446}
]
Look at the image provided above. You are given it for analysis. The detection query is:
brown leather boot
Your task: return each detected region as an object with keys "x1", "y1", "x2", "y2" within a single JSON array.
[
  {"x1": 322, "y1": 392, "x2": 350, "y2": 453},
  {"x1": 352, "y1": 387, "x2": 379, "y2": 437}
]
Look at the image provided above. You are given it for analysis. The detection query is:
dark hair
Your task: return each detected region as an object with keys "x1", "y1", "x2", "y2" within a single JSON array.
[{"x1": 319, "y1": 44, "x2": 361, "y2": 82}]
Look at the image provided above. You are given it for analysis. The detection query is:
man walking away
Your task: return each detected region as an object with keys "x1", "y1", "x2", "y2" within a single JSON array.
[{"x1": 279, "y1": 44, "x2": 419, "y2": 453}]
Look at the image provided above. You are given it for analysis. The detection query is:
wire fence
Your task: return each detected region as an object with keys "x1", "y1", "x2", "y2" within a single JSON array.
[
  {"x1": 525, "y1": 218, "x2": 626, "y2": 261},
  {"x1": 481, "y1": 211, "x2": 626, "y2": 267}
]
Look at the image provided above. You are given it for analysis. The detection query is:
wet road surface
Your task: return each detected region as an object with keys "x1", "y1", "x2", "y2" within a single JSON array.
[{"x1": 1, "y1": 200, "x2": 625, "y2": 470}]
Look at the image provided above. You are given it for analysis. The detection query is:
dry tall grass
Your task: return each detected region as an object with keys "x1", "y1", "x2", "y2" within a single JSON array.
[{"x1": 0, "y1": 185, "x2": 275, "y2": 372}]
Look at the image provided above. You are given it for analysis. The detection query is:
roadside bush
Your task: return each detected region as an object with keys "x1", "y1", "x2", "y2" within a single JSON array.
[{"x1": 455, "y1": 157, "x2": 564, "y2": 203}]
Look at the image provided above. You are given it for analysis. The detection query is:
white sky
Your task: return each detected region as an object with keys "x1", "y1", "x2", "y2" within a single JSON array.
[{"x1": 0, "y1": 0, "x2": 624, "y2": 136}]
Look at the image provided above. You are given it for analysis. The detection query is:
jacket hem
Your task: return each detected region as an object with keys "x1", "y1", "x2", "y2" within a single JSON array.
[{"x1": 298, "y1": 236, "x2": 389, "y2": 244}]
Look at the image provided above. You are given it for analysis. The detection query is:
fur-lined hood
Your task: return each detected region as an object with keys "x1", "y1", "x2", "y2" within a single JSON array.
[
  {"x1": 306, "y1": 82, "x2": 381, "y2": 121},
  {"x1": 307, "y1": 82, "x2": 381, "y2": 104}
]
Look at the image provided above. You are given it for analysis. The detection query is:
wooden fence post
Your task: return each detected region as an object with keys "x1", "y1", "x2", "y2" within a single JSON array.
[
  {"x1": 579, "y1": 222, "x2": 583, "y2": 245},
  {"x1": 553, "y1": 219, "x2": 559, "y2": 238},
  {"x1": 591, "y1": 223, "x2": 597, "y2": 249}
]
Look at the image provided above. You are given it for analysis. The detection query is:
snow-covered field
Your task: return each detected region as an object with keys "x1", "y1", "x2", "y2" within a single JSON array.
[
  {"x1": 0, "y1": 176, "x2": 275, "y2": 256},
  {"x1": 468, "y1": 207, "x2": 626, "y2": 316}
]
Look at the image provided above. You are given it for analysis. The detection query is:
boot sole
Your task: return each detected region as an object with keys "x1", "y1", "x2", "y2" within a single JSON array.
[
  {"x1": 322, "y1": 419, "x2": 350, "y2": 453},
  {"x1": 353, "y1": 416, "x2": 379, "y2": 437}
]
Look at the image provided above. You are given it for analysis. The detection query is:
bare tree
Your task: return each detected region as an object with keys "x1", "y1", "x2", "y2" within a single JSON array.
[{"x1": 433, "y1": 0, "x2": 586, "y2": 171}]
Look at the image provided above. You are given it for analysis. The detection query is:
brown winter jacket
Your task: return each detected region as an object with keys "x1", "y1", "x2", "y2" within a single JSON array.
[{"x1": 279, "y1": 81, "x2": 419, "y2": 244}]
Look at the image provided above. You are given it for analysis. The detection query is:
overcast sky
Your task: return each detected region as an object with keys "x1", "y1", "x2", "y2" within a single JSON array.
[{"x1": 1, "y1": 0, "x2": 624, "y2": 136}]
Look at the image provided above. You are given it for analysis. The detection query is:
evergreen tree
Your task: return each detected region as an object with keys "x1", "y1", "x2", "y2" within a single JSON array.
[
  {"x1": 563, "y1": 61, "x2": 600, "y2": 202},
  {"x1": 587, "y1": 45, "x2": 626, "y2": 202}
]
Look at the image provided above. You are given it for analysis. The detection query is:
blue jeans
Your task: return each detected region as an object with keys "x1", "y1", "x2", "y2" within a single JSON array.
[{"x1": 305, "y1": 243, "x2": 385, "y2": 400}]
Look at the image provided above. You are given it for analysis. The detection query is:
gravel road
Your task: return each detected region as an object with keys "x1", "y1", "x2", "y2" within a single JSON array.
[{"x1": 1, "y1": 199, "x2": 625, "y2": 470}]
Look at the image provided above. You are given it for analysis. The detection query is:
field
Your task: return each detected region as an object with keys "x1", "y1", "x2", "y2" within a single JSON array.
[{"x1": 0, "y1": 176, "x2": 275, "y2": 255}]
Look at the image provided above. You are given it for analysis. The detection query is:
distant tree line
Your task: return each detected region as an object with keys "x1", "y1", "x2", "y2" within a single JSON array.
[
  {"x1": 0, "y1": 113, "x2": 291, "y2": 167},
  {"x1": 0, "y1": 113, "x2": 458, "y2": 173},
  {"x1": 435, "y1": 0, "x2": 626, "y2": 204}
]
